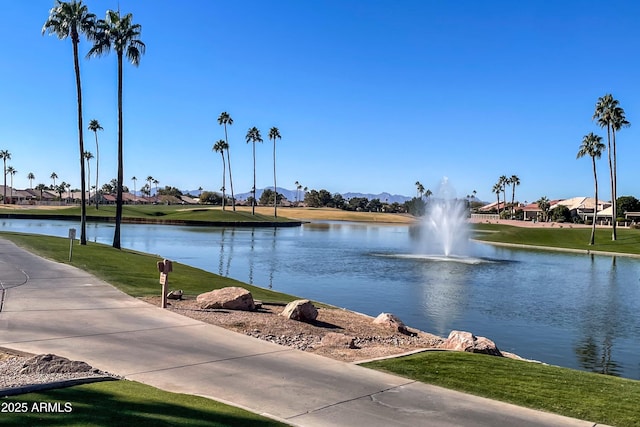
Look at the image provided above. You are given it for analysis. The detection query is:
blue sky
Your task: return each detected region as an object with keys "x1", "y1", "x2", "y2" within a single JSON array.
[{"x1": 1, "y1": 0, "x2": 639, "y2": 203}]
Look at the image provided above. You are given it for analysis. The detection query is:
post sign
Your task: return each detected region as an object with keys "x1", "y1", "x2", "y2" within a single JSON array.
[
  {"x1": 68, "y1": 228, "x2": 76, "y2": 261},
  {"x1": 157, "y1": 259, "x2": 173, "y2": 308},
  {"x1": 68, "y1": 228, "x2": 76, "y2": 239}
]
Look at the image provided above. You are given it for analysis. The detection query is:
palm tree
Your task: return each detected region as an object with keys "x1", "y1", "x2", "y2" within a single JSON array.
[
  {"x1": 593, "y1": 94, "x2": 630, "y2": 240},
  {"x1": 577, "y1": 133, "x2": 606, "y2": 245},
  {"x1": 213, "y1": 140, "x2": 228, "y2": 210},
  {"x1": 131, "y1": 176, "x2": 137, "y2": 203},
  {"x1": 84, "y1": 151, "x2": 93, "y2": 203},
  {"x1": 146, "y1": 176, "x2": 153, "y2": 199},
  {"x1": 498, "y1": 175, "x2": 508, "y2": 213},
  {"x1": 295, "y1": 181, "x2": 302, "y2": 203},
  {"x1": 0, "y1": 150, "x2": 10, "y2": 204},
  {"x1": 537, "y1": 196, "x2": 550, "y2": 222},
  {"x1": 35, "y1": 183, "x2": 47, "y2": 201},
  {"x1": 88, "y1": 119, "x2": 103, "y2": 209},
  {"x1": 245, "y1": 127, "x2": 263, "y2": 215},
  {"x1": 415, "y1": 181, "x2": 424, "y2": 198},
  {"x1": 88, "y1": 9, "x2": 145, "y2": 249},
  {"x1": 492, "y1": 183, "x2": 501, "y2": 215},
  {"x1": 268, "y1": 127, "x2": 282, "y2": 218},
  {"x1": 509, "y1": 175, "x2": 520, "y2": 217},
  {"x1": 43, "y1": 0, "x2": 95, "y2": 245},
  {"x1": 425, "y1": 189, "x2": 433, "y2": 199},
  {"x1": 50, "y1": 172, "x2": 58, "y2": 188},
  {"x1": 218, "y1": 112, "x2": 236, "y2": 211},
  {"x1": 6, "y1": 166, "x2": 16, "y2": 204},
  {"x1": 66, "y1": 182, "x2": 72, "y2": 201},
  {"x1": 153, "y1": 179, "x2": 159, "y2": 199},
  {"x1": 27, "y1": 172, "x2": 35, "y2": 189}
]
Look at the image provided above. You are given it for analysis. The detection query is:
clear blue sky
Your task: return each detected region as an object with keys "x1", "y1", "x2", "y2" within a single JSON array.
[{"x1": 1, "y1": 0, "x2": 639, "y2": 203}]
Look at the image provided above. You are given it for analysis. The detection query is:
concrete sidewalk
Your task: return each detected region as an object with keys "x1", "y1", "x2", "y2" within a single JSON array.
[{"x1": 0, "y1": 238, "x2": 605, "y2": 426}]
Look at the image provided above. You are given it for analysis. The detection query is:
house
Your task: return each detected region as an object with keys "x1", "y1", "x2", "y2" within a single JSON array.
[{"x1": 478, "y1": 200, "x2": 507, "y2": 213}]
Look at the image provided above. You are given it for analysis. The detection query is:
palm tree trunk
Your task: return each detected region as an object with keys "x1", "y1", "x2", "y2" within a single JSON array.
[
  {"x1": 224, "y1": 124, "x2": 235, "y2": 211},
  {"x1": 606, "y1": 125, "x2": 615, "y2": 240},
  {"x1": 221, "y1": 153, "x2": 226, "y2": 211},
  {"x1": 94, "y1": 130, "x2": 100, "y2": 210},
  {"x1": 273, "y1": 140, "x2": 277, "y2": 218},
  {"x1": 612, "y1": 128, "x2": 618, "y2": 240},
  {"x1": 252, "y1": 141, "x2": 256, "y2": 215},
  {"x1": 590, "y1": 157, "x2": 598, "y2": 245},
  {"x1": 2, "y1": 159, "x2": 6, "y2": 204},
  {"x1": 113, "y1": 52, "x2": 123, "y2": 250},
  {"x1": 73, "y1": 38, "x2": 87, "y2": 245}
]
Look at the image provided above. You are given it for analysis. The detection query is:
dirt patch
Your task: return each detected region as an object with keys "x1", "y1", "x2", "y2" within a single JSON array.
[{"x1": 141, "y1": 296, "x2": 444, "y2": 363}]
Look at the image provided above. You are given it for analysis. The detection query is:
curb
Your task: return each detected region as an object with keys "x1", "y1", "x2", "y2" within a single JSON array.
[{"x1": 1, "y1": 376, "x2": 120, "y2": 397}]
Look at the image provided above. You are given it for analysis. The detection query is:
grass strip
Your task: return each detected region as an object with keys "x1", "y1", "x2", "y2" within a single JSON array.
[
  {"x1": 363, "y1": 351, "x2": 640, "y2": 427},
  {"x1": 1, "y1": 380, "x2": 286, "y2": 426},
  {"x1": 472, "y1": 223, "x2": 640, "y2": 256}
]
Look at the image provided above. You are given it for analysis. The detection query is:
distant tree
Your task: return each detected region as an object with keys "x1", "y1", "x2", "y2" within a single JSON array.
[
  {"x1": 153, "y1": 179, "x2": 159, "y2": 196},
  {"x1": 218, "y1": 112, "x2": 235, "y2": 210},
  {"x1": 199, "y1": 191, "x2": 222, "y2": 205},
  {"x1": 6, "y1": 166, "x2": 16, "y2": 203},
  {"x1": 367, "y1": 198, "x2": 383, "y2": 212},
  {"x1": 304, "y1": 189, "x2": 321, "y2": 207},
  {"x1": 492, "y1": 182, "x2": 501, "y2": 214},
  {"x1": 140, "y1": 183, "x2": 150, "y2": 197},
  {"x1": 537, "y1": 196, "x2": 550, "y2": 222},
  {"x1": 333, "y1": 193, "x2": 345, "y2": 209},
  {"x1": 616, "y1": 196, "x2": 640, "y2": 218},
  {"x1": 55, "y1": 182, "x2": 66, "y2": 200},
  {"x1": 550, "y1": 205, "x2": 571, "y2": 222},
  {"x1": 27, "y1": 172, "x2": 35, "y2": 189},
  {"x1": 213, "y1": 139, "x2": 228, "y2": 210},
  {"x1": 425, "y1": 189, "x2": 433, "y2": 199},
  {"x1": 131, "y1": 176, "x2": 137, "y2": 202},
  {"x1": 268, "y1": 127, "x2": 282, "y2": 217},
  {"x1": 146, "y1": 176, "x2": 153, "y2": 197},
  {"x1": 245, "y1": 127, "x2": 262, "y2": 215},
  {"x1": 498, "y1": 175, "x2": 508, "y2": 213},
  {"x1": 0, "y1": 150, "x2": 11, "y2": 203},
  {"x1": 577, "y1": 132, "x2": 605, "y2": 245},
  {"x1": 403, "y1": 197, "x2": 426, "y2": 216},
  {"x1": 347, "y1": 197, "x2": 369, "y2": 212},
  {"x1": 50, "y1": 172, "x2": 58, "y2": 188},
  {"x1": 415, "y1": 181, "x2": 424, "y2": 199},
  {"x1": 84, "y1": 151, "x2": 93, "y2": 202},
  {"x1": 259, "y1": 188, "x2": 283, "y2": 206},
  {"x1": 317, "y1": 189, "x2": 333, "y2": 207},
  {"x1": 509, "y1": 175, "x2": 520, "y2": 216},
  {"x1": 158, "y1": 186, "x2": 184, "y2": 197},
  {"x1": 35, "y1": 183, "x2": 47, "y2": 201},
  {"x1": 88, "y1": 119, "x2": 103, "y2": 209}
]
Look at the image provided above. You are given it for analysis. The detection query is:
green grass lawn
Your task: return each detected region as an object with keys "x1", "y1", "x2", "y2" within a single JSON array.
[
  {"x1": 1, "y1": 380, "x2": 286, "y2": 427},
  {"x1": 472, "y1": 223, "x2": 640, "y2": 256},
  {"x1": 1, "y1": 205, "x2": 295, "y2": 224},
  {"x1": 363, "y1": 351, "x2": 640, "y2": 427}
]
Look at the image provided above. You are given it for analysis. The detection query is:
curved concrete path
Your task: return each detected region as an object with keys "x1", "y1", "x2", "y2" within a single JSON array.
[{"x1": 0, "y1": 239, "x2": 605, "y2": 427}]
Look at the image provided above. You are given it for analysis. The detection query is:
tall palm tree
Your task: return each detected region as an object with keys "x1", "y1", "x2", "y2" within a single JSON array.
[
  {"x1": 6, "y1": 166, "x2": 16, "y2": 204},
  {"x1": 84, "y1": 151, "x2": 93, "y2": 203},
  {"x1": 245, "y1": 127, "x2": 262, "y2": 215},
  {"x1": 593, "y1": 94, "x2": 630, "y2": 240},
  {"x1": 153, "y1": 179, "x2": 159, "y2": 199},
  {"x1": 36, "y1": 183, "x2": 47, "y2": 201},
  {"x1": 27, "y1": 172, "x2": 35, "y2": 189},
  {"x1": 88, "y1": 119, "x2": 103, "y2": 209},
  {"x1": 213, "y1": 140, "x2": 228, "y2": 210},
  {"x1": 131, "y1": 176, "x2": 137, "y2": 203},
  {"x1": 50, "y1": 172, "x2": 58, "y2": 188},
  {"x1": 268, "y1": 127, "x2": 282, "y2": 218},
  {"x1": 537, "y1": 196, "x2": 550, "y2": 222},
  {"x1": 498, "y1": 175, "x2": 508, "y2": 213},
  {"x1": 218, "y1": 112, "x2": 236, "y2": 211},
  {"x1": 577, "y1": 132, "x2": 606, "y2": 245},
  {"x1": 43, "y1": 0, "x2": 95, "y2": 245},
  {"x1": 88, "y1": 9, "x2": 145, "y2": 249},
  {"x1": 146, "y1": 176, "x2": 153, "y2": 199},
  {"x1": 509, "y1": 175, "x2": 520, "y2": 217},
  {"x1": 492, "y1": 183, "x2": 501, "y2": 215},
  {"x1": 0, "y1": 150, "x2": 10, "y2": 204},
  {"x1": 295, "y1": 181, "x2": 302, "y2": 203}
]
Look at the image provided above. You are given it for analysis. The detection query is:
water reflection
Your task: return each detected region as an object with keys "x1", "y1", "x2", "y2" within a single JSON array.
[{"x1": 575, "y1": 256, "x2": 622, "y2": 376}]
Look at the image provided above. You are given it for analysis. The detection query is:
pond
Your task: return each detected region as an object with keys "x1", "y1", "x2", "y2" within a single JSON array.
[{"x1": 2, "y1": 218, "x2": 639, "y2": 379}]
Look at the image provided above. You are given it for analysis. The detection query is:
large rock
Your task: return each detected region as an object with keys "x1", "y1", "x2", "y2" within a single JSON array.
[
  {"x1": 20, "y1": 354, "x2": 95, "y2": 375},
  {"x1": 196, "y1": 287, "x2": 255, "y2": 311},
  {"x1": 279, "y1": 299, "x2": 318, "y2": 321},
  {"x1": 321, "y1": 332, "x2": 357, "y2": 349},
  {"x1": 372, "y1": 313, "x2": 409, "y2": 334},
  {"x1": 440, "y1": 330, "x2": 502, "y2": 356}
]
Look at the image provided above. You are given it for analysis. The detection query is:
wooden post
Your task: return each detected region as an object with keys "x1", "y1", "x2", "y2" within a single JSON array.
[{"x1": 157, "y1": 259, "x2": 173, "y2": 309}]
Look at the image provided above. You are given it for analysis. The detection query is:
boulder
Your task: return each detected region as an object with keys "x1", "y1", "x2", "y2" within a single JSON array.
[
  {"x1": 372, "y1": 313, "x2": 409, "y2": 334},
  {"x1": 279, "y1": 299, "x2": 318, "y2": 322},
  {"x1": 166, "y1": 289, "x2": 183, "y2": 300},
  {"x1": 440, "y1": 330, "x2": 502, "y2": 356},
  {"x1": 321, "y1": 332, "x2": 357, "y2": 349},
  {"x1": 196, "y1": 287, "x2": 255, "y2": 311},
  {"x1": 20, "y1": 354, "x2": 95, "y2": 375}
]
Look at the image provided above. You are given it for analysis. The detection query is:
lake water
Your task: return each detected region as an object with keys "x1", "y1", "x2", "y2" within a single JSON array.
[{"x1": 2, "y1": 218, "x2": 639, "y2": 379}]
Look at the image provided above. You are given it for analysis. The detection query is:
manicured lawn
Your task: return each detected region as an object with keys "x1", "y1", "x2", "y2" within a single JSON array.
[
  {"x1": 1, "y1": 380, "x2": 286, "y2": 427},
  {"x1": 363, "y1": 351, "x2": 640, "y2": 427},
  {"x1": 472, "y1": 223, "x2": 640, "y2": 256}
]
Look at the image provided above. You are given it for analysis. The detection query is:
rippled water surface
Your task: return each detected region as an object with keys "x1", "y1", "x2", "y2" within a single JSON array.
[{"x1": 2, "y1": 219, "x2": 639, "y2": 379}]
